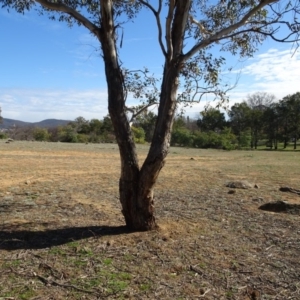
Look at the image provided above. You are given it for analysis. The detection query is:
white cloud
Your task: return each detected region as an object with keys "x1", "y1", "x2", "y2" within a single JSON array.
[
  {"x1": 232, "y1": 48, "x2": 300, "y2": 99},
  {"x1": 0, "y1": 88, "x2": 108, "y2": 122},
  {"x1": 172, "y1": 48, "x2": 300, "y2": 117}
]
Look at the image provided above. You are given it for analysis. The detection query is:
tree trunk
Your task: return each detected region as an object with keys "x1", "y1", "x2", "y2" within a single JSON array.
[
  {"x1": 97, "y1": 0, "x2": 186, "y2": 231},
  {"x1": 109, "y1": 61, "x2": 179, "y2": 231},
  {"x1": 119, "y1": 172, "x2": 156, "y2": 231},
  {"x1": 98, "y1": 0, "x2": 157, "y2": 231},
  {"x1": 98, "y1": 0, "x2": 182, "y2": 231},
  {"x1": 284, "y1": 136, "x2": 288, "y2": 148}
]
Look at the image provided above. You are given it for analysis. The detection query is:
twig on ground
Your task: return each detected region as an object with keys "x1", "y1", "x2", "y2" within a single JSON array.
[
  {"x1": 190, "y1": 265, "x2": 204, "y2": 276},
  {"x1": 34, "y1": 272, "x2": 100, "y2": 295},
  {"x1": 199, "y1": 288, "x2": 211, "y2": 297}
]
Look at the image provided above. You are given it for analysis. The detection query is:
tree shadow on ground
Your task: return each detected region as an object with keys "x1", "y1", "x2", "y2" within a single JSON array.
[
  {"x1": 259, "y1": 200, "x2": 300, "y2": 214},
  {"x1": 0, "y1": 225, "x2": 129, "y2": 250}
]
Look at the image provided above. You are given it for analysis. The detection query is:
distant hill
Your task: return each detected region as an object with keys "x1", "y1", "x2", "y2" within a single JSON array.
[{"x1": 0, "y1": 118, "x2": 71, "y2": 129}]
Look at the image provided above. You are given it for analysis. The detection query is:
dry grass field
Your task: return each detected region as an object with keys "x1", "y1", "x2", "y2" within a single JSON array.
[{"x1": 0, "y1": 141, "x2": 300, "y2": 299}]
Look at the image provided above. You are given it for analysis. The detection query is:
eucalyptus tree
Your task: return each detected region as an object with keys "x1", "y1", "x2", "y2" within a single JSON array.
[
  {"x1": 277, "y1": 99, "x2": 291, "y2": 148},
  {"x1": 263, "y1": 103, "x2": 280, "y2": 149},
  {"x1": 228, "y1": 102, "x2": 252, "y2": 147},
  {"x1": 281, "y1": 92, "x2": 300, "y2": 149},
  {"x1": 246, "y1": 92, "x2": 275, "y2": 110},
  {"x1": 246, "y1": 92, "x2": 275, "y2": 149},
  {"x1": 2, "y1": 0, "x2": 300, "y2": 230},
  {"x1": 197, "y1": 107, "x2": 226, "y2": 132}
]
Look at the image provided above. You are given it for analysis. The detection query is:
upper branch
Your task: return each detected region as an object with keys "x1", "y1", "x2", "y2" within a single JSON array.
[
  {"x1": 171, "y1": 0, "x2": 191, "y2": 59},
  {"x1": 182, "y1": 0, "x2": 279, "y2": 62},
  {"x1": 126, "y1": 102, "x2": 158, "y2": 123},
  {"x1": 138, "y1": 0, "x2": 167, "y2": 57},
  {"x1": 166, "y1": 0, "x2": 175, "y2": 60},
  {"x1": 34, "y1": 0, "x2": 101, "y2": 39}
]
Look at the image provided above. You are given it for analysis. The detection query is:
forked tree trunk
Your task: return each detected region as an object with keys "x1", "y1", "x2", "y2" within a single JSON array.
[
  {"x1": 98, "y1": 1, "x2": 179, "y2": 231},
  {"x1": 118, "y1": 62, "x2": 180, "y2": 231},
  {"x1": 98, "y1": 0, "x2": 185, "y2": 231},
  {"x1": 105, "y1": 64, "x2": 179, "y2": 231}
]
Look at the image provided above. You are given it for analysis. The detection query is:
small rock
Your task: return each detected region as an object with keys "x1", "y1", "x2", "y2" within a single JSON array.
[
  {"x1": 228, "y1": 190, "x2": 236, "y2": 194},
  {"x1": 226, "y1": 180, "x2": 255, "y2": 189},
  {"x1": 252, "y1": 197, "x2": 263, "y2": 202}
]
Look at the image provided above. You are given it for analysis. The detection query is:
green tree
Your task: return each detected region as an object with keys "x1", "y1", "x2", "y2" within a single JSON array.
[
  {"x1": 173, "y1": 116, "x2": 187, "y2": 131},
  {"x1": 277, "y1": 100, "x2": 290, "y2": 148},
  {"x1": 89, "y1": 119, "x2": 103, "y2": 135},
  {"x1": 246, "y1": 92, "x2": 274, "y2": 149},
  {"x1": 3, "y1": 0, "x2": 299, "y2": 230},
  {"x1": 171, "y1": 128, "x2": 193, "y2": 147},
  {"x1": 262, "y1": 103, "x2": 280, "y2": 149},
  {"x1": 197, "y1": 107, "x2": 226, "y2": 132},
  {"x1": 249, "y1": 109, "x2": 263, "y2": 149},
  {"x1": 0, "y1": 132, "x2": 8, "y2": 139},
  {"x1": 131, "y1": 126, "x2": 146, "y2": 144},
  {"x1": 101, "y1": 116, "x2": 114, "y2": 134},
  {"x1": 219, "y1": 127, "x2": 237, "y2": 150},
  {"x1": 48, "y1": 127, "x2": 60, "y2": 142},
  {"x1": 58, "y1": 125, "x2": 78, "y2": 143},
  {"x1": 0, "y1": 106, "x2": 5, "y2": 138},
  {"x1": 89, "y1": 118, "x2": 103, "y2": 142},
  {"x1": 228, "y1": 102, "x2": 251, "y2": 148},
  {"x1": 70, "y1": 116, "x2": 90, "y2": 134},
  {"x1": 282, "y1": 92, "x2": 300, "y2": 149},
  {"x1": 133, "y1": 110, "x2": 157, "y2": 143},
  {"x1": 33, "y1": 127, "x2": 51, "y2": 141},
  {"x1": 192, "y1": 128, "x2": 236, "y2": 149}
]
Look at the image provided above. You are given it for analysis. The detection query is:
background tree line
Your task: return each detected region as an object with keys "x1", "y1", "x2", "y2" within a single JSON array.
[
  {"x1": 2, "y1": 91, "x2": 300, "y2": 150},
  {"x1": 174, "y1": 91, "x2": 300, "y2": 150}
]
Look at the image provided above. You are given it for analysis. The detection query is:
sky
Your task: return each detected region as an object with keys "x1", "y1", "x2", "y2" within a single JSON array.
[{"x1": 0, "y1": 3, "x2": 300, "y2": 123}]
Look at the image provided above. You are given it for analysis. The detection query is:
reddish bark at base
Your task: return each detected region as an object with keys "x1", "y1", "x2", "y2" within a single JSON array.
[{"x1": 119, "y1": 178, "x2": 157, "y2": 231}]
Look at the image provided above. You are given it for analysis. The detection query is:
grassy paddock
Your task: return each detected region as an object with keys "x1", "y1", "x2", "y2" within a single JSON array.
[{"x1": 0, "y1": 141, "x2": 299, "y2": 299}]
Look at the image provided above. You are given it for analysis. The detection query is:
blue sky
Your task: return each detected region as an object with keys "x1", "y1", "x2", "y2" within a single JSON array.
[{"x1": 0, "y1": 5, "x2": 299, "y2": 122}]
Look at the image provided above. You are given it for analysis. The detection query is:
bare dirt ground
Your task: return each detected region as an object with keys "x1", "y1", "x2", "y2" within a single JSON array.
[{"x1": 0, "y1": 141, "x2": 299, "y2": 299}]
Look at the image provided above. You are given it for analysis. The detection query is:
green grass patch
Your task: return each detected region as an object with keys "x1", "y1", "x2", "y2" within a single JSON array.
[
  {"x1": 103, "y1": 258, "x2": 113, "y2": 265},
  {"x1": 139, "y1": 283, "x2": 151, "y2": 291}
]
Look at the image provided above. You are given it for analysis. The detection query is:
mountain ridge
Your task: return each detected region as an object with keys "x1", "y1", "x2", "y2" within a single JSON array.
[{"x1": 0, "y1": 118, "x2": 71, "y2": 129}]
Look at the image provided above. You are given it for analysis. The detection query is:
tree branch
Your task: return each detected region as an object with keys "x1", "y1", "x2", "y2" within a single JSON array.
[
  {"x1": 182, "y1": 0, "x2": 279, "y2": 62},
  {"x1": 126, "y1": 102, "x2": 158, "y2": 123},
  {"x1": 222, "y1": 23, "x2": 300, "y2": 44},
  {"x1": 166, "y1": 0, "x2": 175, "y2": 60},
  {"x1": 34, "y1": 0, "x2": 101, "y2": 39},
  {"x1": 171, "y1": 0, "x2": 191, "y2": 58},
  {"x1": 138, "y1": 0, "x2": 167, "y2": 57}
]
